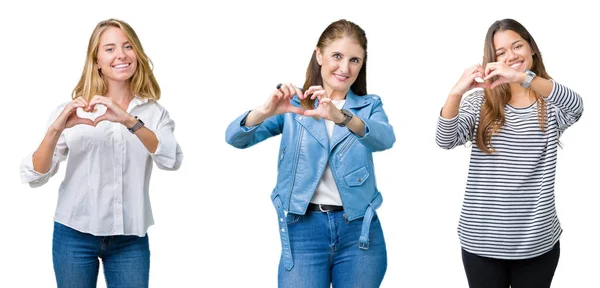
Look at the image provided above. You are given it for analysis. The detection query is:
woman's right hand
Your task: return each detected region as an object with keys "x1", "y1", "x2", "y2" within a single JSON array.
[
  {"x1": 258, "y1": 83, "x2": 305, "y2": 117},
  {"x1": 449, "y1": 64, "x2": 490, "y2": 99},
  {"x1": 50, "y1": 97, "x2": 95, "y2": 132}
]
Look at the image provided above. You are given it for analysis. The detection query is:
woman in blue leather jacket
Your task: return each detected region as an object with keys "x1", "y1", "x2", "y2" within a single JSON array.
[{"x1": 226, "y1": 19, "x2": 395, "y2": 287}]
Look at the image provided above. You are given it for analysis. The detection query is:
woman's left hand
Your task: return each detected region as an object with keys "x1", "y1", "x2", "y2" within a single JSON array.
[
  {"x1": 484, "y1": 62, "x2": 526, "y2": 89},
  {"x1": 301, "y1": 86, "x2": 345, "y2": 123},
  {"x1": 88, "y1": 95, "x2": 134, "y2": 126}
]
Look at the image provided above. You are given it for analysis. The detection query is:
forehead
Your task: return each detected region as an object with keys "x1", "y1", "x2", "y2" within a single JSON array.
[
  {"x1": 99, "y1": 26, "x2": 128, "y2": 44},
  {"x1": 493, "y1": 29, "x2": 525, "y2": 48},
  {"x1": 323, "y1": 36, "x2": 365, "y2": 56}
]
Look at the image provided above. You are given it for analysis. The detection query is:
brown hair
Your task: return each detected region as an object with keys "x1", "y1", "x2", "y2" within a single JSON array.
[
  {"x1": 477, "y1": 18, "x2": 550, "y2": 153},
  {"x1": 72, "y1": 18, "x2": 160, "y2": 101},
  {"x1": 301, "y1": 19, "x2": 367, "y2": 110}
]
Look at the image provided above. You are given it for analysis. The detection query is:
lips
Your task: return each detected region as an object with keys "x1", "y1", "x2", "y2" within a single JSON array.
[
  {"x1": 112, "y1": 63, "x2": 130, "y2": 69},
  {"x1": 333, "y1": 73, "x2": 349, "y2": 81},
  {"x1": 510, "y1": 62, "x2": 522, "y2": 70}
]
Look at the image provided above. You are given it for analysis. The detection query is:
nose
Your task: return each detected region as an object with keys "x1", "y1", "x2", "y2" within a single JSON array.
[
  {"x1": 339, "y1": 60, "x2": 349, "y2": 73},
  {"x1": 506, "y1": 50, "x2": 518, "y2": 62},
  {"x1": 116, "y1": 48, "x2": 126, "y2": 59}
]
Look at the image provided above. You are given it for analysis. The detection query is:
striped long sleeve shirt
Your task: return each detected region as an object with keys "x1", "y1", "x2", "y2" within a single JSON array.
[{"x1": 436, "y1": 81, "x2": 583, "y2": 259}]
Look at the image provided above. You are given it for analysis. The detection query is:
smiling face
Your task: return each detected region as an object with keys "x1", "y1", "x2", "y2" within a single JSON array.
[
  {"x1": 96, "y1": 26, "x2": 137, "y2": 84},
  {"x1": 316, "y1": 36, "x2": 365, "y2": 98},
  {"x1": 493, "y1": 29, "x2": 534, "y2": 72}
]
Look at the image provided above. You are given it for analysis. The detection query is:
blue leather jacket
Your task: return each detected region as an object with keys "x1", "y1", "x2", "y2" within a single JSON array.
[{"x1": 225, "y1": 90, "x2": 395, "y2": 270}]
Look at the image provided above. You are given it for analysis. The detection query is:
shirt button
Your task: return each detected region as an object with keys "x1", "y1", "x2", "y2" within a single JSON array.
[
  {"x1": 357, "y1": 178, "x2": 362, "y2": 182},
  {"x1": 298, "y1": 116, "x2": 303, "y2": 120},
  {"x1": 116, "y1": 199, "x2": 122, "y2": 204}
]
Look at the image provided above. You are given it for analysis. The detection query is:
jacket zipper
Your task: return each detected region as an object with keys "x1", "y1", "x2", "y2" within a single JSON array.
[
  {"x1": 278, "y1": 147, "x2": 286, "y2": 168},
  {"x1": 287, "y1": 128, "x2": 304, "y2": 209},
  {"x1": 338, "y1": 136, "x2": 356, "y2": 158}
]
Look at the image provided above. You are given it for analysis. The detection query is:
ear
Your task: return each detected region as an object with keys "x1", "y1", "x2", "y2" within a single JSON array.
[{"x1": 315, "y1": 47, "x2": 322, "y2": 65}]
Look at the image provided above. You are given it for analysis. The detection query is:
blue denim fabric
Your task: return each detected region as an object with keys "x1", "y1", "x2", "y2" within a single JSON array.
[
  {"x1": 52, "y1": 222, "x2": 150, "y2": 288},
  {"x1": 278, "y1": 211, "x2": 387, "y2": 288}
]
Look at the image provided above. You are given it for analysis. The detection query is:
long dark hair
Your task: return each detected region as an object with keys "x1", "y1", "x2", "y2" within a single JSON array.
[{"x1": 477, "y1": 18, "x2": 550, "y2": 153}]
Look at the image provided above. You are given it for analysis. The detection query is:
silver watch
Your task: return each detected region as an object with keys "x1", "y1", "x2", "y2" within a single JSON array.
[
  {"x1": 520, "y1": 70, "x2": 536, "y2": 88},
  {"x1": 335, "y1": 109, "x2": 353, "y2": 127}
]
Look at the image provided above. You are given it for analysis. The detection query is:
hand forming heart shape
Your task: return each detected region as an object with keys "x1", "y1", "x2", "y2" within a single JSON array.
[{"x1": 76, "y1": 104, "x2": 107, "y2": 121}]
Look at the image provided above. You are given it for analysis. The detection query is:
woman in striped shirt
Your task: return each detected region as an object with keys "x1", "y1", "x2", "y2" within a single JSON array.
[{"x1": 436, "y1": 18, "x2": 583, "y2": 288}]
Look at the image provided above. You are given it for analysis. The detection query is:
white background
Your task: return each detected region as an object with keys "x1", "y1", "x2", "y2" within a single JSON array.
[{"x1": 1, "y1": 0, "x2": 598, "y2": 287}]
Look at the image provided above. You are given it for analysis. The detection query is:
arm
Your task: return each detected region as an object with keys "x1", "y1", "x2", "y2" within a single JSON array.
[
  {"x1": 21, "y1": 105, "x2": 74, "y2": 187},
  {"x1": 225, "y1": 110, "x2": 285, "y2": 149},
  {"x1": 352, "y1": 97, "x2": 395, "y2": 152},
  {"x1": 542, "y1": 80, "x2": 584, "y2": 135},
  {"x1": 143, "y1": 107, "x2": 183, "y2": 171},
  {"x1": 436, "y1": 91, "x2": 482, "y2": 150}
]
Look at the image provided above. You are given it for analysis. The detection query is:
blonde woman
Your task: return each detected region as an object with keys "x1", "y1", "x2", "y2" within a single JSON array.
[
  {"x1": 20, "y1": 19, "x2": 182, "y2": 287},
  {"x1": 436, "y1": 18, "x2": 583, "y2": 288}
]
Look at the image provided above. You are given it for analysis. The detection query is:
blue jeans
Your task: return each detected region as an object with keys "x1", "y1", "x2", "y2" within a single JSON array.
[
  {"x1": 278, "y1": 210, "x2": 387, "y2": 287},
  {"x1": 52, "y1": 222, "x2": 150, "y2": 288}
]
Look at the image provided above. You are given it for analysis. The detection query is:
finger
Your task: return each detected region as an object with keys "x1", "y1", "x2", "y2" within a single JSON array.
[
  {"x1": 76, "y1": 118, "x2": 95, "y2": 126},
  {"x1": 318, "y1": 97, "x2": 331, "y2": 104},
  {"x1": 311, "y1": 90, "x2": 326, "y2": 100},
  {"x1": 94, "y1": 114, "x2": 108, "y2": 125},
  {"x1": 483, "y1": 69, "x2": 500, "y2": 81},
  {"x1": 304, "y1": 85, "x2": 323, "y2": 98},
  {"x1": 294, "y1": 86, "x2": 303, "y2": 99},
  {"x1": 302, "y1": 109, "x2": 318, "y2": 117},
  {"x1": 279, "y1": 84, "x2": 293, "y2": 99},
  {"x1": 490, "y1": 78, "x2": 506, "y2": 89},
  {"x1": 287, "y1": 106, "x2": 305, "y2": 115}
]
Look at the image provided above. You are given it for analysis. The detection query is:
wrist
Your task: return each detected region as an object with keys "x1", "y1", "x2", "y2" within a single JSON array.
[
  {"x1": 123, "y1": 115, "x2": 137, "y2": 128},
  {"x1": 517, "y1": 72, "x2": 527, "y2": 84},
  {"x1": 48, "y1": 125, "x2": 63, "y2": 135},
  {"x1": 332, "y1": 109, "x2": 345, "y2": 124}
]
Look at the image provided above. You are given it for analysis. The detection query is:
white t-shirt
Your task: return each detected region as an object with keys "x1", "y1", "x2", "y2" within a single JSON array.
[{"x1": 310, "y1": 99, "x2": 346, "y2": 205}]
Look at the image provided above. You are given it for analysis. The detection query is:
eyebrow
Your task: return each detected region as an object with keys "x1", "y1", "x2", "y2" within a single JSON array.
[
  {"x1": 495, "y1": 40, "x2": 523, "y2": 52},
  {"x1": 102, "y1": 41, "x2": 131, "y2": 48}
]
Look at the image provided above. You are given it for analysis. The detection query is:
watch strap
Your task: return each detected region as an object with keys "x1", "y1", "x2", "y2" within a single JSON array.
[{"x1": 127, "y1": 116, "x2": 145, "y2": 133}]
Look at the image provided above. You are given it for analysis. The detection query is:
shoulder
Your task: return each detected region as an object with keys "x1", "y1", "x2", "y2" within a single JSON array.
[{"x1": 461, "y1": 89, "x2": 485, "y2": 109}]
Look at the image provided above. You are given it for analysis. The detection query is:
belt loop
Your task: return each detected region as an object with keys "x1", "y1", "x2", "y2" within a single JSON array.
[
  {"x1": 272, "y1": 194, "x2": 294, "y2": 270},
  {"x1": 358, "y1": 193, "x2": 383, "y2": 251}
]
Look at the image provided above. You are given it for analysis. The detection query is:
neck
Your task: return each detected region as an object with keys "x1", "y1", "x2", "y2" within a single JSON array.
[
  {"x1": 106, "y1": 80, "x2": 133, "y2": 108},
  {"x1": 508, "y1": 83, "x2": 535, "y2": 108}
]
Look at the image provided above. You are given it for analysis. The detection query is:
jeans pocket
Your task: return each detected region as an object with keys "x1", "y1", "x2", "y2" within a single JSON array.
[{"x1": 285, "y1": 213, "x2": 302, "y2": 225}]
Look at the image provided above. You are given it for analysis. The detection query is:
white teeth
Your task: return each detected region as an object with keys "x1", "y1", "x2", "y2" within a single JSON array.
[
  {"x1": 113, "y1": 64, "x2": 129, "y2": 69},
  {"x1": 511, "y1": 63, "x2": 521, "y2": 69}
]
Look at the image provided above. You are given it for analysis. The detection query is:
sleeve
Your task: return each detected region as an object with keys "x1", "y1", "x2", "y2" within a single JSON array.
[
  {"x1": 225, "y1": 110, "x2": 285, "y2": 149},
  {"x1": 149, "y1": 107, "x2": 183, "y2": 171},
  {"x1": 20, "y1": 105, "x2": 69, "y2": 188},
  {"x1": 545, "y1": 81, "x2": 584, "y2": 137},
  {"x1": 356, "y1": 96, "x2": 396, "y2": 152},
  {"x1": 435, "y1": 91, "x2": 482, "y2": 150}
]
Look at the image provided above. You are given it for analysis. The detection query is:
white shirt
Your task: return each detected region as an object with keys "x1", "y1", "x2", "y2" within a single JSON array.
[
  {"x1": 310, "y1": 99, "x2": 346, "y2": 205},
  {"x1": 20, "y1": 97, "x2": 183, "y2": 237}
]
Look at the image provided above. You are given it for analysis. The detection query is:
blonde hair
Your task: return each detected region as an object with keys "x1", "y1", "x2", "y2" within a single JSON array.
[{"x1": 72, "y1": 18, "x2": 160, "y2": 101}]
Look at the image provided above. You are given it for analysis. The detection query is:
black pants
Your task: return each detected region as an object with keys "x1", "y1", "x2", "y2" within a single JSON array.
[{"x1": 462, "y1": 241, "x2": 560, "y2": 288}]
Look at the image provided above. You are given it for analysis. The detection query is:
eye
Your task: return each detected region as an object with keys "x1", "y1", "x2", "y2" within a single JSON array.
[
  {"x1": 332, "y1": 53, "x2": 342, "y2": 60},
  {"x1": 514, "y1": 44, "x2": 523, "y2": 50},
  {"x1": 350, "y1": 58, "x2": 360, "y2": 63},
  {"x1": 496, "y1": 51, "x2": 505, "y2": 57},
  {"x1": 105, "y1": 47, "x2": 114, "y2": 52},
  {"x1": 124, "y1": 44, "x2": 133, "y2": 50}
]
